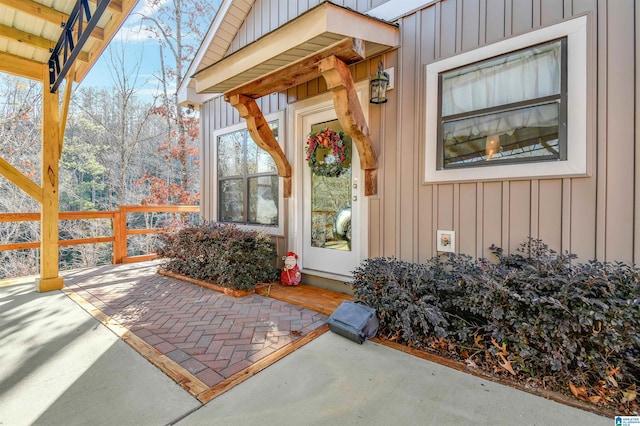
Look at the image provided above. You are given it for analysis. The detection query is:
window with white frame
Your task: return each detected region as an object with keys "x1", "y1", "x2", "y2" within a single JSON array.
[
  {"x1": 425, "y1": 15, "x2": 588, "y2": 183},
  {"x1": 216, "y1": 120, "x2": 279, "y2": 227}
]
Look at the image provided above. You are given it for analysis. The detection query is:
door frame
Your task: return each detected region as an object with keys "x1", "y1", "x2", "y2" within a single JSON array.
[{"x1": 287, "y1": 81, "x2": 370, "y2": 281}]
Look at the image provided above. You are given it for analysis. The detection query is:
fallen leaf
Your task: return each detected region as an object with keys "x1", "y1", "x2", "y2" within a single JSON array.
[
  {"x1": 473, "y1": 334, "x2": 483, "y2": 349},
  {"x1": 570, "y1": 382, "x2": 589, "y2": 400},
  {"x1": 622, "y1": 389, "x2": 637, "y2": 403},
  {"x1": 588, "y1": 395, "x2": 602, "y2": 403},
  {"x1": 290, "y1": 330, "x2": 302, "y2": 336},
  {"x1": 460, "y1": 349, "x2": 469, "y2": 359},
  {"x1": 607, "y1": 376, "x2": 619, "y2": 388},
  {"x1": 465, "y1": 359, "x2": 478, "y2": 369},
  {"x1": 497, "y1": 353, "x2": 516, "y2": 375},
  {"x1": 491, "y1": 337, "x2": 509, "y2": 356}
]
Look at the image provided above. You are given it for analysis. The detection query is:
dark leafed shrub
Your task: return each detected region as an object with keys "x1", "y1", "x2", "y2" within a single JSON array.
[
  {"x1": 157, "y1": 221, "x2": 279, "y2": 291},
  {"x1": 350, "y1": 239, "x2": 640, "y2": 412},
  {"x1": 350, "y1": 257, "x2": 449, "y2": 342}
]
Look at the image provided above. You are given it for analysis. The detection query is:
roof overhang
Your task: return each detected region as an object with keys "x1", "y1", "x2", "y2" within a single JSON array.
[
  {"x1": 0, "y1": 0, "x2": 137, "y2": 85},
  {"x1": 190, "y1": 1, "x2": 399, "y2": 96}
]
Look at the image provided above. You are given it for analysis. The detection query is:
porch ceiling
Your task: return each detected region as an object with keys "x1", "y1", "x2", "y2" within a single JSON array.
[
  {"x1": 191, "y1": 1, "x2": 399, "y2": 95},
  {"x1": 0, "y1": 0, "x2": 137, "y2": 84}
]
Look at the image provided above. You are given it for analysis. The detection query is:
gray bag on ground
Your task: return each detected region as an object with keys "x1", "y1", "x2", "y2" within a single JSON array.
[{"x1": 328, "y1": 301, "x2": 379, "y2": 344}]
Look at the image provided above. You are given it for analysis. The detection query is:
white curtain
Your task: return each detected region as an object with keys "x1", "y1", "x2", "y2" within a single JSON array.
[{"x1": 442, "y1": 40, "x2": 561, "y2": 116}]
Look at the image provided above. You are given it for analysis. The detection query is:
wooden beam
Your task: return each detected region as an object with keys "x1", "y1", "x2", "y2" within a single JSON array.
[
  {"x1": 228, "y1": 94, "x2": 292, "y2": 198},
  {"x1": 224, "y1": 38, "x2": 365, "y2": 100},
  {"x1": 0, "y1": 212, "x2": 40, "y2": 222},
  {"x1": 0, "y1": 24, "x2": 90, "y2": 63},
  {"x1": 38, "y1": 64, "x2": 63, "y2": 292},
  {"x1": 0, "y1": 51, "x2": 43, "y2": 81},
  {"x1": 0, "y1": 0, "x2": 105, "y2": 41},
  {"x1": 319, "y1": 56, "x2": 377, "y2": 196},
  {"x1": 59, "y1": 76, "x2": 73, "y2": 156},
  {"x1": 0, "y1": 157, "x2": 43, "y2": 203}
]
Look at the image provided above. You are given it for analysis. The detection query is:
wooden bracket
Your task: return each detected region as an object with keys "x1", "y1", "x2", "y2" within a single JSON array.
[
  {"x1": 228, "y1": 94, "x2": 292, "y2": 198},
  {"x1": 0, "y1": 157, "x2": 43, "y2": 203},
  {"x1": 319, "y1": 56, "x2": 377, "y2": 196},
  {"x1": 59, "y1": 75, "x2": 74, "y2": 158}
]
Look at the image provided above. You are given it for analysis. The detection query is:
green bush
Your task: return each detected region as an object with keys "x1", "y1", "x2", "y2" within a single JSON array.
[
  {"x1": 351, "y1": 239, "x2": 640, "y2": 412},
  {"x1": 157, "y1": 222, "x2": 279, "y2": 291}
]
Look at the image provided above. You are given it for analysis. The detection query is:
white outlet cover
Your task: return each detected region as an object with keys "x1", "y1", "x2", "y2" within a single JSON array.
[{"x1": 436, "y1": 230, "x2": 455, "y2": 252}]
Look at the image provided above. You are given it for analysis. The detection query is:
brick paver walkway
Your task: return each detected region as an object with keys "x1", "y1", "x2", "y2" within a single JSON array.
[{"x1": 63, "y1": 262, "x2": 327, "y2": 388}]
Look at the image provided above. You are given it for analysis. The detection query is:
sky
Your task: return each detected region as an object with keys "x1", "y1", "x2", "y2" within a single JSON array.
[{"x1": 80, "y1": 1, "x2": 189, "y2": 99}]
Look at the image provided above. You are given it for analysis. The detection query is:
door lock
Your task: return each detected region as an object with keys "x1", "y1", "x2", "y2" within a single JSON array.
[{"x1": 352, "y1": 196, "x2": 358, "y2": 201}]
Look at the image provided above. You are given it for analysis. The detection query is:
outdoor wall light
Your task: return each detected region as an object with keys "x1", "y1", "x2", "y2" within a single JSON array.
[{"x1": 369, "y1": 60, "x2": 389, "y2": 104}]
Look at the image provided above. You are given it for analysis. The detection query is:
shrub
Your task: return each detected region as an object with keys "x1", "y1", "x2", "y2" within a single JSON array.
[
  {"x1": 350, "y1": 239, "x2": 640, "y2": 412},
  {"x1": 157, "y1": 221, "x2": 279, "y2": 291},
  {"x1": 351, "y1": 257, "x2": 449, "y2": 342}
]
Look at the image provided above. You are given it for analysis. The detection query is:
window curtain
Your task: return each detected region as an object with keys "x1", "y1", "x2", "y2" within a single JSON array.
[{"x1": 441, "y1": 41, "x2": 561, "y2": 138}]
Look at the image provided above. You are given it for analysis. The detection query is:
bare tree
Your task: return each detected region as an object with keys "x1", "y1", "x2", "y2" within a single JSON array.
[
  {"x1": 136, "y1": 0, "x2": 218, "y2": 204},
  {"x1": 0, "y1": 75, "x2": 42, "y2": 278}
]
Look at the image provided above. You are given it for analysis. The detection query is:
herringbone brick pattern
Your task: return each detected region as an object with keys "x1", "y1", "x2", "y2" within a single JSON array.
[{"x1": 64, "y1": 262, "x2": 327, "y2": 387}]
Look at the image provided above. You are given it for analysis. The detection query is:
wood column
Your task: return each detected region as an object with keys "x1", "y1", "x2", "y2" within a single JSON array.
[{"x1": 37, "y1": 64, "x2": 63, "y2": 292}]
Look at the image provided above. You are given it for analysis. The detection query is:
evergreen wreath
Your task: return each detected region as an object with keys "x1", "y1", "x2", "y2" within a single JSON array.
[{"x1": 305, "y1": 128, "x2": 350, "y2": 177}]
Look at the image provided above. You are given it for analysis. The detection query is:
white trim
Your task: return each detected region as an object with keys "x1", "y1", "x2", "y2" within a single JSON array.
[
  {"x1": 211, "y1": 111, "x2": 286, "y2": 237},
  {"x1": 177, "y1": 0, "x2": 241, "y2": 105},
  {"x1": 287, "y1": 81, "x2": 370, "y2": 281},
  {"x1": 366, "y1": 0, "x2": 434, "y2": 22},
  {"x1": 424, "y1": 15, "x2": 589, "y2": 184}
]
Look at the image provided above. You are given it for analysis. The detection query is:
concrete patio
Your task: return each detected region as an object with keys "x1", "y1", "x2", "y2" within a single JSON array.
[{"x1": 0, "y1": 263, "x2": 612, "y2": 425}]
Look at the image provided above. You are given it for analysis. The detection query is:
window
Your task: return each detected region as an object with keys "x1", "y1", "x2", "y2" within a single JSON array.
[
  {"x1": 216, "y1": 120, "x2": 279, "y2": 227},
  {"x1": 425, "y1": 16, "x2": 588, "y2": 183},
  {"x1": 439, "y1": 39, "x2": 566, "y2": 168}
]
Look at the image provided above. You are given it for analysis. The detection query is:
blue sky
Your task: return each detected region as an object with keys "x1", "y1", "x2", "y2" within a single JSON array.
[{"x1": 81, "y1": 1, "x2": 179, "y2": 98}]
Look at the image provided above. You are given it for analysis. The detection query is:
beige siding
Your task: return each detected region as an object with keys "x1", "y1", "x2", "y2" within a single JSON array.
[
  {"x1": 228, "y1": 0, "x2": 390, "y2": 56},
  {"x1": 365, "y1": 0, "x2": 638, "y2": 264},
  {"x1": 372, "y1": 0, "x2": 596, "y2": 261},
  {"x1": 200, "y1": 0, "x2": 638, "y2": 265}
]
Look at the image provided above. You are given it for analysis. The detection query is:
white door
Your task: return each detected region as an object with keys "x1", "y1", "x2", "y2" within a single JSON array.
[{"x1": 301, "y1": 108, "x2": 362, "y2": 278}]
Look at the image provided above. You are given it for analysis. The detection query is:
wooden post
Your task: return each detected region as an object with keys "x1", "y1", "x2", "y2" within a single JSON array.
[
  {"x1": 37, "y1": 64, "x2": 63, "y2": 292},
  {"x1": 112, "y1": 208, "x2": 128, "y2": 264}
]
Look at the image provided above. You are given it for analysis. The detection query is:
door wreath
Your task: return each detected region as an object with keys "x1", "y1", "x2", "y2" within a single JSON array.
[{"x1": 305, "y1": 128, "x2": 350, "y2": 177}]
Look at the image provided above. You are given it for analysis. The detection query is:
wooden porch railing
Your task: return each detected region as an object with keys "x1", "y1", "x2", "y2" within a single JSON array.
[{"x1": 0, "y1": 205, "x2": 199, "y2": 264}]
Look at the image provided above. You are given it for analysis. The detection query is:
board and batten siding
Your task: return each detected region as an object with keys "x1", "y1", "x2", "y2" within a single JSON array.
[
  {"x1": 201, "y1": 0, "x2": 638, "y2": 268},
  {"x1": 227, "y1": 0, "x2": 390, "y2": 56},
  {"x1": 375, "y1": 0, "x2": 637, "y2": 265}
]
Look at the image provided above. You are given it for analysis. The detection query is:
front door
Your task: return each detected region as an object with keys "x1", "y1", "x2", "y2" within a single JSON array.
[{"x1": 301, "y1": 108, "x2": 362, "y2": 278}]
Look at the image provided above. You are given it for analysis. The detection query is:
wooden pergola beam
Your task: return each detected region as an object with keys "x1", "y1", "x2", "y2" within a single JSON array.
[
  {"x1": 0, "y1": 51, "x2": 43, "y2": 81},
  {"x1": 227, "y1": 94, "x2": 292, "y2": 198},
  {"x1": 0, "y1": 24, "x2": 89, "y2": 63},
  {"x1": 319, "y1": 55, "x2": 377, "y2": 196},
  {"x1": 0, "y1": 0, "x2": 105, "y2": 41},
  {"x1": 224, "y1": 38, "x2": 365, "y2": 100}
]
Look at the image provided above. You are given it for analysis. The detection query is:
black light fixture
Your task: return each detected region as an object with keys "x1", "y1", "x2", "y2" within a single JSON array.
[{"x1": 369, "y1": 60, "x2": 389, "y2": 104}]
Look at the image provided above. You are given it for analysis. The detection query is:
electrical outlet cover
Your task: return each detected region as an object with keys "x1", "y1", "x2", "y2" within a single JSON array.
[{"x1": 436, "y1": 230, "x2": 455, "y2": 252}]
